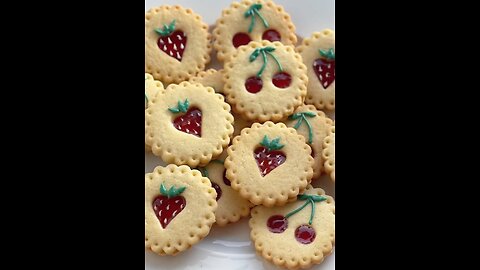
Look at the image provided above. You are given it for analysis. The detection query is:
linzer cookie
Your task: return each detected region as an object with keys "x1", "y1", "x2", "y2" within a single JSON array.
[
  {"x1": 322, "y1": 124, "x2": 335, "y2": 181},
  {"x1": 284, "y1": 104, "x2": 333, "y2": 179},
  {"x1": 145, "y1": 82, "x2": 234, "y2": 167},
  {"x1": 213, "y1": 0, "x2": 297, "y2": 62},
  {"x1": 189, "y1": 69, "x2": 225, "y2": 94},
  {"x1": 197, "y1": 152, "x2": 253, "y2": 226},
  {"x1": 249, "y1": 186, "x2": 335, "y2": 269},
  {"x1": 145, "y1": 164, "x2": 218, "y2": 256},
  {"x1": 145, "y1": 5, "x2": 211, "y2": 84},
  {"x1": 145, "y1": 73, "x2": 164, "y2": 152},
  {"x1": 296, "y1": 30, "x2": 335, "y2": 110},
  {"x1": 225, "y1": 122, "x2": 314, "y2": 207},
  {"x1": 224, "y1": 41, "x2": 308, "y2": 122}
]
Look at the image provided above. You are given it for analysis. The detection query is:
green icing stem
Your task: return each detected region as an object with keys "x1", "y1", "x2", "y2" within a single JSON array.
[
  {"x1": 289, "y1": 112, "x2": 316, "y2": 144},
  {"x1": 245, "y1": 4, "x2": 269, "y2": 33},
  {"x1": 284, "y1": 194, "x2": 327, "y2": 225},
  {"x1": 284, "y1": 200, "x2": 311, "y2": 220},
  {"x1": 250, "y1": 47, "x2": 283, "y2": 78}
]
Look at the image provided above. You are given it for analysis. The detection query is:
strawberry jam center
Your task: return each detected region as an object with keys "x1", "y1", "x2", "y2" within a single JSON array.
[
  {"x1": 313, "y1": 58, "x2": 335, "y2": 89},
  {"x1": 232, "y1": 32, "x2": 251, "y2": 48},
  {"x1": 157, "y1": 30, "x2": 187, "y2": 61},
  {"x1": 254, "y1": 146, "x2": 286, "y2": 176},
  {"x1": 223, "y1": 169, "x2": 231, "y2": 186},
  {"x1": 172, "y1": 107, "x2": 202, "y2": 137},
  {"x1": 262, "y1": 29, "x2": 281, "y2": 42},
  {"x1": 211, "y1": 182, "x2": 222, "y2": 201},
  {"x1": 267, "y1": 215, "x2": 288, "y2": 233},
  {"x1": 245, "y1": 76, "x2": 263, "y2": 93},
  {"x1": 294, "y1": 225, "x2": 316, "y2": 244},
  {"x1": 272, "y1": 72, "x2": 292, "y2": 88},
  {"x1": 152, "y1": 195, "x2": 186, "y2": 229}
]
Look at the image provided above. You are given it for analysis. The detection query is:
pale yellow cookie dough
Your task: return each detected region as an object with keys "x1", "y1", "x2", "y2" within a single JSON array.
[
  {"x1": 145, "y1": 73, "x2": 164, "y2": 152},
  {"x1": 213, "y1": 0, "x2": 297, "y2": 62},
  {"x1": 322, "y1": 125, "x2": 335, "y2": 181},
  {"x1": 145, "y1": 5, "x2": 211, "y2": 84},
  {"x1": 145, "y1": 82, "x2": 234, "y2": 167},
  {"x1": 145, "y1": 164, "x2": 218, "y2": 256},
  {"x1": 225, "y1": 122, "x2": 314, "y2": 207},
  {"x1": 296, "y1": 30, "x2": 335, "y2": 110},
  {"x1": 250, "y1": 186, "x2": 335, "y2": 269},
  {"x1": 189, "y1": 69, "x2": 225, "y2": 94}
]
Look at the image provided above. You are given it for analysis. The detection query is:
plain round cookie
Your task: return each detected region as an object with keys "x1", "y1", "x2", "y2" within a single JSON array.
[
  {"x1": 145, "y1": 82, "x2": 234, "y2": 167},
  {"x1": 284, "y1": 104, "x2": 333, "y2": 179},
  {"x1": 189, "y1": 69, "x2": 225, "y2": 94},
  {"x1": 224, "y1": 41, "x2": 308, "y2": 122},
  {"x1": 225, "y1": 121, "x2": 314, "y2": 207},
  {"x1": 145, "y1": 164, "x2": 218, "y2": 256},
  {"x1": 213, "y1": 0, "x2": 297, "y2": 62},
  {"x1": 322, "y1": 125, "x2": 335, "y2": 181},
  {"x1": 145, "y1": 5, "x2": 211, "y2": 84},
  {"x1": 249, "y1": 186, "x2": 335, "y2": 269},
  {"x1": 145, "y1": 73, "x2": 164, "y2": 152},
  {"x1": 296, "y1": 30, "x2": 335, "y2": 110}
]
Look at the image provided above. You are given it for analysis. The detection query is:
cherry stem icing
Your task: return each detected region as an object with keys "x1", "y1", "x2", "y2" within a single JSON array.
[
  {"x1": 154, "y1": 20, "x2": 176, "y2": 37},
  {"x1": 284, "y1": 194, "x2": 327, "y2": 225},
  {"x1": 168, "y1": 99, "x2": 190, "y2": 113},
  {"x1": 319, "y1": 48, "x2": 335, "y2": 60},
  {"x1": 244, "y1": 4, "x2": 269, "y2": 33},
  {"x1": 160, "y1": 183, "x2": 186, "y2": 198},
  {"x1": 289, "y1": 112, "x2": 316, "y2": 144},
  {"x1": 249, "y1": 47, "x2": 283, "y2": 78}
]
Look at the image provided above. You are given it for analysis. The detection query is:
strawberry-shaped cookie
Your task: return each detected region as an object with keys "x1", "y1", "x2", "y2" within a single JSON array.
[
  {"x1": 145, "y1": 164, "x2": 217, "y2": 256},
  {"x1": 284, "y1": 105, "x2": 333, "y2": 179},
  {"x1": 224, "y1": 41, "x2": 308, "y2": 122},
  {"x1": 225, "y1": 122, "x2": 314, "y2": 207},
  {"x1": 145, "y1": 5, "x2": 211, "y2": 84},
  {"x1": 145, "y1": 82, "x2": 234, "y2": 167},
  {"x1": 250, "y1": 186, "x2": 335, "y2": 269},
  {"x1": 197, "y1": 152, "x2": 253, "y2": 226},
  {"x1": 322, "y1": 125, "x2": 335, "y2": 181},
  {"x1": 213, "y1": 0, "x2": 297, "y2": 62},
  {"x1": 145, "y1": 73, "x2": 164, "y2": 152},
  {"x1": 296, "y1": 30, "x2": 336, "y2": 110}
]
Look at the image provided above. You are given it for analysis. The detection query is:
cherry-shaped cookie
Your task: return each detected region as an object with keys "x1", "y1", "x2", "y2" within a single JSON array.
[
  {"x1": 197, "y1": 152, "x2": 253, "y2": 226},
  {"x1": 322, "y1": 125, "x2": 335, "y2": 181},
  {"x1": 145, "y1": 82, "x2": 234, "y2": 167},
  {"x1": 225, "y1": 122, "x2": 314, "y2": 207},
  {"x1": 213, "y1": 0, "x2": 297, "y2": 62},
  {"x1": 284, "y1": 104, "x2": 333, "y2": 179},
  {"x1": 296, "y1": 30, "x2": 336, "y2": 110},
  {"x1": 145, "y1": 5, "x2": 211, "y2": 84},
  {"x1": 224, "y1": 41, "x2": 308, "y2": 122},
  {"x1": 145, "y1": 164, "x2": 218, "y2": 256},
  {"x1": 145, "y1": 73, "x2": 164, "y2": 152},
  {"x1": 250, "y1": 186, "x2": 335, "y2": 269}
]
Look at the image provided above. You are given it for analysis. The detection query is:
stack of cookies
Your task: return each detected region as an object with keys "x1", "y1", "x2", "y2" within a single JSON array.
[{"x1": 145, "y1": 1, "x2": 335, "y2": 269}]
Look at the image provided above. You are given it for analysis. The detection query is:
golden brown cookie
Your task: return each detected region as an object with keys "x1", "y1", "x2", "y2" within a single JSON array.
[
  {"x1": 189, "y1": 69, "x2": 225, "y2": 94},
  {"x1": 224, "y1": 41, "x2": 308, "y2": 122},
  {"x1": 213, "y1": 0, "x2": 297, "y2": 62},
  {"x1": 145, "y1": 5, "x2": 211, "y2": 84},
  {"x1": 225, "y1": 122, "x2": 314, "y2": 207},
  {"x1": 145, "y1": 73, "x2": 164, "y2": 152},
  {"x1": 145, "y1": 164, "x2": 218, "y2": 256},
  {"x1": 296, "y1": 30, "x2": 335, "y2": 110},
  {"x1": 322, "y1": 125, "x2": 335, "y2": 181},
  {"x1": 249, "y1": 186, "x2": 335, "y2": 269},
  {"x1": 284, "y1": 104, "x2": 333, "y2": 179},
  {"x1": 145, "y1": 82, "x2": 234, "y2": 167},
  {"x1": 197, "y1": 152, "x2": 253, "y2": 226}
]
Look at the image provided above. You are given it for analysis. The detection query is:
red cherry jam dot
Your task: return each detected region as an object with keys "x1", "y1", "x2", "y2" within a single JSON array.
[
  {"x1": 232, "y1": 32, "x2": 251, "y2": 48},
  {"x1": 294, "y1": 225, "x2": 316, "y2": 244},
  {"x1": 245, "y1": 76, "x2": 263, "y2": 93},
  {"x1": 262, "y1": 29, "x2": 281, "y2": 42},
  {"x1": 267, "y1": 215, "x2": 288, "y2": 233},
  {"x1": 223, "y1": 169, "x2": 231, "y2": 186},
  {"x1": 211, "y1": 182, "x2": 222, "y2": 201},
  {"x1": 272, "y1": 72, "x2": 292, "y2": 88}
]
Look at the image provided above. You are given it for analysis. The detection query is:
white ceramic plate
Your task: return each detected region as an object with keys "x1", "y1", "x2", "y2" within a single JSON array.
[{"x1": 145, "y1": 0, "x2": 335, "y2": 269}]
